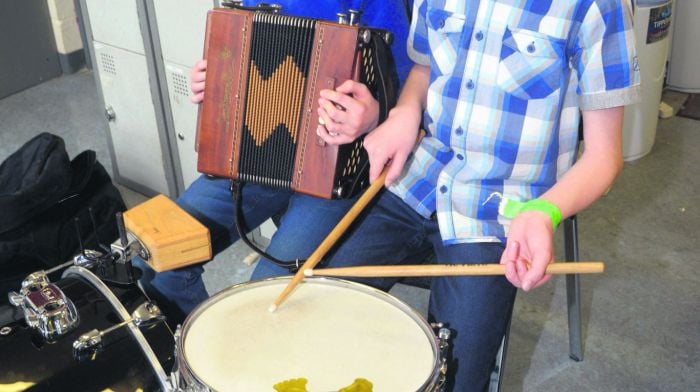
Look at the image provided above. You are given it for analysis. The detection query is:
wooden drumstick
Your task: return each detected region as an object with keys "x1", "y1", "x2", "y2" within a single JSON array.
[
  {"x1": 303, "y1": 262, "x2": 605, "y2": 278},
  {"x1": 269, "y1": 167, "x2": 390, "y2": 312}
]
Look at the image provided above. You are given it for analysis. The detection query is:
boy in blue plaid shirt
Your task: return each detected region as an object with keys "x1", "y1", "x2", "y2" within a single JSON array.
[{"x1": 317, "y1": 0, "x2": 640, "y2": 389}]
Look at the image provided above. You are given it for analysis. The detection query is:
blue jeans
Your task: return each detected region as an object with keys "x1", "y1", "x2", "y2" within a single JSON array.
[
  {"x1": 322, "y1": 190, "x2": 517, "y2": 392},
  {"x1": 135, "y1": 175, "x2": 357, "y2": 324}
]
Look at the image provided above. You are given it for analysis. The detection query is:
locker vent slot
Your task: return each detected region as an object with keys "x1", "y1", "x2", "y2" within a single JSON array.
[
  {"x1": 100, "y1": 53, "x2": 117, "y2": 76},
  {"x1": 171, "y1": 72, "x2": 190, "y2": 98}
]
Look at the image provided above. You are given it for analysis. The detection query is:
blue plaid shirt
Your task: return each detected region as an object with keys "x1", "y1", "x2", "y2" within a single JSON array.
[{"x1": 389, "y1": 0, "x2": 641, "y2": 244}]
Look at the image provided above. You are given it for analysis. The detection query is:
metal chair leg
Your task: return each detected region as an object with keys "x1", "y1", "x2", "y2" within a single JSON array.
[{"x1": 563, "y1": 215, "x2": 583, "y2": 361}]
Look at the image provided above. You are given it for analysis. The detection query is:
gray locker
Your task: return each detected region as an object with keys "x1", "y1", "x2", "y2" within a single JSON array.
[
  {"x1": 164, "y1": 63, "x2": 200, "y2": 188},
  {"x1": 79, "y1": 0, "x2": 178, "y2": 197},
  {"x1": 147, "y1": 0, "x2": 217, "y2": 189}
]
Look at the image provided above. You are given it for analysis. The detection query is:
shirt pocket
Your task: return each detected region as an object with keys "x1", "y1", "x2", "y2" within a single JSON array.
[
  {"x1": 426, "y1": 8, "x2": 467, "y2": 76},
  {"x1": 496, "y1": 27, "x2": 566, "y2": 100}
]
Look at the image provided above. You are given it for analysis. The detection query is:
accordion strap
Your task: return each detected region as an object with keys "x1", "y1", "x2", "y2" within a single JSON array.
[
  {"x1": 230, "y1": 181, "x2": 304, "y2": 272},
  {"x1": 369, "y1": 31, "x2": 399, "y2": 126}
]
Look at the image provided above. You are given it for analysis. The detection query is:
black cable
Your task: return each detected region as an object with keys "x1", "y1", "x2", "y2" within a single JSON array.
[{"x1": 230, "y1": 180, "x2": 304, "y2": 272}]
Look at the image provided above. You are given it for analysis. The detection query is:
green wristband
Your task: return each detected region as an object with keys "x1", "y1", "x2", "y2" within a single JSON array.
[{"x1": 500, "y1": 198, "x2": 562, "y2": 229}]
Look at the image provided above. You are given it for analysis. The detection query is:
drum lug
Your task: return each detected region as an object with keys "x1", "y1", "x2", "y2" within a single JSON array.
[
  {"x1": 72, "y1": 301, "x2": 165, "y2": 362},
  {"x1": 433, "y1": 326, "x2": 452, "y2": 391},
  {"x1": 73, "y1": 329, "x2": 102, "y2": 361},
  {"x1": 9, "y1": 275, "x2": 79, "y2": 341},
  {"x1": 169, "y1": 325, "x2": 195, "y2": 392}
]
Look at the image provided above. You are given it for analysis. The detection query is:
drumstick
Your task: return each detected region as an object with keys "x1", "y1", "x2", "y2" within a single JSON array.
[
  {"x1": 304, "y1": 262, "x2": 605, "y2": 278},
  {"x1": 269, "y1": 166, "x2": 390, "y2": 312}
]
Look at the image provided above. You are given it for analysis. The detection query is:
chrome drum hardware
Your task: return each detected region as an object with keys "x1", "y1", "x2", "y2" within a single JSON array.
[{"x1": 8, "y1": 271, "x2": 79, "y2": 341}]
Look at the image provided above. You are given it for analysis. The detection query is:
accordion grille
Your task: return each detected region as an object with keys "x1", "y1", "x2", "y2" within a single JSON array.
[{"x1": 239, "y1": 13, "x2": 317, "y2": 188}]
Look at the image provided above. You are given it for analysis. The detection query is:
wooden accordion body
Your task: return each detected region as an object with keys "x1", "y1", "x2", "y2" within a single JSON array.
[{"x1": 196, "y1": 7, "x2": 396, "y2": 199}]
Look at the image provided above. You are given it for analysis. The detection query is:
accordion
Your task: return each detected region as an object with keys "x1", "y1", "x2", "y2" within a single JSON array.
[{"x1": 196, "y1": 6, "x2": 398, "y2": 199}]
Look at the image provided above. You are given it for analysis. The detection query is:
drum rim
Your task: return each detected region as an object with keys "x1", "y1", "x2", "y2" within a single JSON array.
[{"x1": 177, "y1": 276, "x2": 441, "y2": 391}]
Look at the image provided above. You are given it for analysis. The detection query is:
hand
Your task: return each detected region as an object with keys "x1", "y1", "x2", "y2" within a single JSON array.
[
  {"x1": 500, "y1": 210, "x2": 555, "y2": 291},
  {"x1": 315, "y1": 80, "x2": 379, "y2": 145},
  {"x1": 190, "y1": 59, "x2": 207, "y2": 104},
  {"x1": 363, "y1": 106, "x2": 421, "y2": 186}
]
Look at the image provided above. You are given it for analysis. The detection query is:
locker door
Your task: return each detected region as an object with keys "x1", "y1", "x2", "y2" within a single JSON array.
[
  {"x1": 150, "y1": 0, "x2": 215, "y2": 189},
  {"x1": 82, "y1": 0, "x2": 177, "y2": 196},
  {"x1": 165, "y1": 63, "x2": 200, "y2": 188},
  {"x1": 93, "y1": 43, "x2": 171, "y2": 195}
]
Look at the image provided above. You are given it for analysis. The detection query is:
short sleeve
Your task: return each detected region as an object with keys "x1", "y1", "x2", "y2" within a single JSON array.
[
  {"x1": 407, "y1": 0, "x2": 431, "y2": 66},
  {"x1": 571, "y1": 0, "x2": 641, "y2": 110}
]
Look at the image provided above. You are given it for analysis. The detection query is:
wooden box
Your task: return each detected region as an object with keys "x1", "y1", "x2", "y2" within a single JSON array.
[{"x1": 123, "y1": 194, "x2": 211, "y2": 272}]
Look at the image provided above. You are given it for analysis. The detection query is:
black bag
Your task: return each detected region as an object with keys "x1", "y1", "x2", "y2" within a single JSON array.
[{"x1": 0, "y1": 133, "x2": 126, "y2": 299}]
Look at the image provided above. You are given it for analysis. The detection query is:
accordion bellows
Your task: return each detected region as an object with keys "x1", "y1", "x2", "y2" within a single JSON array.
[{"x1": 196, "y1": 7, "x2": 395, "y2": 199}]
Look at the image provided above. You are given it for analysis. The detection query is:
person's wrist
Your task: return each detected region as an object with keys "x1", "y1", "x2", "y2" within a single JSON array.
[
  {"x1": 387, "y1": 105, "x2": 421, "y2": 122},
  {"x1": 501, "y1": 198, "x2": 562, "y2": 230}
]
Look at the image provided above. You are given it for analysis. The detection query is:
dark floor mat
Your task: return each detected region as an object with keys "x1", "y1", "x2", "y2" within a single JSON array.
[{"x1": 677, "y1": 94, "x2": 700, "y2": 120}]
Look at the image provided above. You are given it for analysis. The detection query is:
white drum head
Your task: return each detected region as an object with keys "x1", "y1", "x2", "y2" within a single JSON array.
[{"x1": 181, "y1": 277, "x2": 437, "y2": 391}]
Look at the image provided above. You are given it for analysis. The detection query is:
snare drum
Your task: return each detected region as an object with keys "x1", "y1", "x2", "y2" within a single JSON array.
[
  {"x1": 0, "y1": 266, "x2": 174, "y2": 391},
  {"x1": 175, "y1": 277, "x2": 444, "y2": 391}
]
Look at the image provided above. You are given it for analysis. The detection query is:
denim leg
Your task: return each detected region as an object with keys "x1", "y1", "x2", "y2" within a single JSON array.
[
  {"x1": 177, "y1": 177, "x2": 293, "y2": 255},
  {"x1": 138, "y1": 175, "x2": 292, "y2": 323},
  {"x1": 428, "y1": 238, "x2": 517, "y2": 392},
  {"x1": 133, "y1": 257, "x2": 206, "y2": 327},
  {"x1": 318, "y1": 190, "x2": 433, "y2": 291},
  {"x1": 250, "y1": 193, "x2": 358, "y2": 279}
]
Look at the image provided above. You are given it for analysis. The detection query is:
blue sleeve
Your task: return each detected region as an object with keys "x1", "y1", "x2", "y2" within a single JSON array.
[{"x1": 360, "y1": 0, "x2": 413, "y2": 87}]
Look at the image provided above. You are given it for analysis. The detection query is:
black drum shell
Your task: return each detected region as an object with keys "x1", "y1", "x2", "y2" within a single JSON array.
[{"x1": 0, "y1": 276, "x2": 174, "y2": 391}]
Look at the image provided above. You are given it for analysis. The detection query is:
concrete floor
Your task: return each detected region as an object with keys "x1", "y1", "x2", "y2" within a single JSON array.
[{"x1": 1, "y1": 70, "x2": 698, "y2": 391}]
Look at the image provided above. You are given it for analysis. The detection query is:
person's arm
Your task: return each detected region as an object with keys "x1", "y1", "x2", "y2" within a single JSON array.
[
  {"x1": 501, "y1": 106, "x2": 624, "y2": 291},
  {"x1": 363, "y1": 63, "x2": 430, "y2": 185}
]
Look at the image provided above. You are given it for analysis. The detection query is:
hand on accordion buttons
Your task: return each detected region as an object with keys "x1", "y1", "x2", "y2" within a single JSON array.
[
  {"x1": 316, "y1": 80, "x2": 379, "y2": 145},
  {"x1": 190, "y1": 59, "x2": 207, "y2": 104}
]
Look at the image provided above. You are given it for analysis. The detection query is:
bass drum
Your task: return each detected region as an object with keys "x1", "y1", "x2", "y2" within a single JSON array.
[{"x1": 0, "y1": 266, "x2": 174, "y2": 391}]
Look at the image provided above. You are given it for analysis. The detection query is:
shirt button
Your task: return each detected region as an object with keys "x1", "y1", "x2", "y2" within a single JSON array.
[
  {"x1": 466, "y1": 80, "x2": 475, "y2": 89},
  {"x1": 440, "y1": 185, "x2": 448, "y2": 193},
  {"x1": 456, "y1": 153, "x2": 464, "y2": 160},
  {"x1": 527, "y1": 43, "x2": 536, "y2": 53},
  {"x1": 475, "y1": 31, "x2": 484, "y2": 41},
  {"x1": 455, "y1": 127, "x2": 464, "y2": 136}
]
